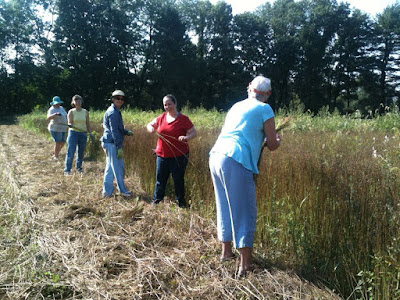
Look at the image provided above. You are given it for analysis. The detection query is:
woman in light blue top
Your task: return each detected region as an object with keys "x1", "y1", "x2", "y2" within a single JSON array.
[{"x1": 209, "y1": 75, "x2": 281, "y2": 277}]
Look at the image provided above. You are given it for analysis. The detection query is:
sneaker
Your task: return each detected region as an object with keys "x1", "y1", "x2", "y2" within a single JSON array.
[
  {"x1": 102, "y1": 193, "x2": 113, "y2": 198},
  {"x1": 64, "y1": 172, "x2": 71, "y2": 176},
  {"x1": 119, "y1": 192, "x2": 132, "y2": 197}
]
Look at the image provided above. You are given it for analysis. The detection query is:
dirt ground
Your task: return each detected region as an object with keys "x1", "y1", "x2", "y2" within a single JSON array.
[{"x1": 0, "y1": 122, "x2": 342, "y2": 299}]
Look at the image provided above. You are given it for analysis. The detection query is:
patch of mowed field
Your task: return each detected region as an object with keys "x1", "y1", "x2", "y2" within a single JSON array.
[
  {"x1": 19, "y1": 106, "x2": 400, "y2": 299},
  {"x1": 1, "y1": 123, "x2": 341, "y2": 300}
]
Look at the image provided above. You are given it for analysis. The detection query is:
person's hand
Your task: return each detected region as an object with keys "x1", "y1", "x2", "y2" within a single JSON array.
[
  {"x1": 178, "y1": 136, "x2": 187, "y2": 142},
  {"x1": 55, "y1": 112, "x2": 61, "y2": 116},
  {"x1": 147, "y1": 122, "x2": 156, "y2": 133},
  {"x1": 127, "y1": 130, "x2": 134, "y2": 136},
  {"x1": 276, "y1": 133, "x2": 281, "y2": 143},
  {"x1": 117, "y1": 148, "x2": 123, "y2": 159}
]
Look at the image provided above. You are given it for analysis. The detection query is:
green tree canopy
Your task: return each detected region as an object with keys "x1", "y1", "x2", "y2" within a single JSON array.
[{"x1": 0, "y1": 0, "x2": 399, "y2": 114}]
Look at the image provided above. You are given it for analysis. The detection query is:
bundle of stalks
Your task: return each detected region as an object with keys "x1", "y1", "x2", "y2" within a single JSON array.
[{"x1": 276, "y1": 116, "x2": 292, "y2": 133}]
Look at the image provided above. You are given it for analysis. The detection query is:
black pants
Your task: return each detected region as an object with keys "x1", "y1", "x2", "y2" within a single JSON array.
[{"x1": 153, "y1": 154, "x2": 189, "y2": 207}]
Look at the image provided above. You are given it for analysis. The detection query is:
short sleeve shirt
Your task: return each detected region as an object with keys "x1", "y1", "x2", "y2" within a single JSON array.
[
  {"x1": 154, "y1": 113, "x2": 194, "y2": 158},
  {"x1": 47, "y1": 106, "x2": 67, "y2": 132},
  {"x1": 210, "y1": 98, "x2": 274, "y2": 174}
]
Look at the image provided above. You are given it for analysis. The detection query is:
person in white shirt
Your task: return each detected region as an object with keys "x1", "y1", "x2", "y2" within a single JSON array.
[{"x1": 46, "y1": 96, "x2": 67, "y2": 159}]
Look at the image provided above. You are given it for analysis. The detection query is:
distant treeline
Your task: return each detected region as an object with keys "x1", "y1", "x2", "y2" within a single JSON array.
[{"x1": 1, "y1": 0, "x2": 399, "y2": 114}]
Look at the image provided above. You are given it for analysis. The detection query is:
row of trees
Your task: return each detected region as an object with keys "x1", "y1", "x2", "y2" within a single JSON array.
[{"x1": 1, "y1": 0, "x2": 399, "y2": 114}]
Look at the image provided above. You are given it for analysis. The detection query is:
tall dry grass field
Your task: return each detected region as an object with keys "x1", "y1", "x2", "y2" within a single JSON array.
[
  {"x1": 19, "y1": 108, "x2": 400, "y2": 299},
  {"x1": 255, "y1": 130, "x2": 400, "y2": 298},
  {"x1": 123, "y1": 123, "x2": 400, "y2": 299}
]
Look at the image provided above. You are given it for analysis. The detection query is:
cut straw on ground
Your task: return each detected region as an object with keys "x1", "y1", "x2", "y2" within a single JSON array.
[{"x1": 0, "y1": 124, "x2": 341, "y2": 299}]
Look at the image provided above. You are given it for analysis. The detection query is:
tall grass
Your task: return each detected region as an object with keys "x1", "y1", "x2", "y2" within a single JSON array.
[
  {"x1": 256, "y1": 130, "x2": 400, "y2": 297},
  {"x1": 19, "y1": 106, "x2": 400, "y2": 299}
]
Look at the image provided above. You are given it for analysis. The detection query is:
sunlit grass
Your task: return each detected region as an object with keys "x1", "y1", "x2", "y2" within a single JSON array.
[
  {"x1": 18, "y1": 106, "x2": 400, "y2": 299},
  {"x1": 256, "y1": 130, "x2": 400, "y2": 295}
]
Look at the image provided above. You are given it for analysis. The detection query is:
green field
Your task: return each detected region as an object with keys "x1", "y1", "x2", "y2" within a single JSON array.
[{"x1": 19, "y1": 106, "x2": 400, "y2": 299}]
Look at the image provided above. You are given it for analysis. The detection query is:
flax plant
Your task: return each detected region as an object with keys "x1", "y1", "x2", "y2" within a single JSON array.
[
  {"x1": 252, "y1": 129, "x2": 400, "y2": 298},
  {"x1": 122, "y1": 116, "x2": 399, "y2": 298},
  {"x1": 19, "y1": 106, "x2": 400, "y2": 299}
]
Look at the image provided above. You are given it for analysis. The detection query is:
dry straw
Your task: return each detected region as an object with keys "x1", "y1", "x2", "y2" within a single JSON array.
[{"x1": 0, "y1": 124, "x2": 341, "y2": 299}]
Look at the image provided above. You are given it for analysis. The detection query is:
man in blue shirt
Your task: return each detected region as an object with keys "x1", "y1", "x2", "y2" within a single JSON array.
[{"x1": 100, "y1": 90, "x2": 134, "y2": 197}]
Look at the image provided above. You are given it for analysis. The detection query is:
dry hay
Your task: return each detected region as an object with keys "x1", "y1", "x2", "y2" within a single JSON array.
[{"x1": 0, "y1": 124, "x2": 342, "y2": 299}]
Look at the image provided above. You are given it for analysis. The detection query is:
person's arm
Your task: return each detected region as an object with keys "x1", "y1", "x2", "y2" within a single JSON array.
[
  {"x1": 263, "y1": 117, "x2": 280, "y2": 151},
  {"x1": 67, "y1": 110, "x2": 73, "y2": 126},
  {"x1": 178, "y1": 126, "x2": 197, "y2": 142},
  {"x1": 109, "y1": 112, "x2": 124, "y2": 149},
  {"x1": 47, "y1": 109, "x2": 60, "y2": 121},
  {"x1": 146, "y1": 118, "x2": 158, "y2": 133}
]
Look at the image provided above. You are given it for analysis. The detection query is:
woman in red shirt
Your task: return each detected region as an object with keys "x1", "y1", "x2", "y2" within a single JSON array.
[{"x1": 147, "y1": 94, "x2": 197, "y2": 207}]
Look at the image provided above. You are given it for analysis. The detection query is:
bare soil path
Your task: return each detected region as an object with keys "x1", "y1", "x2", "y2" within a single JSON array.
[{"x1": 0, "y1": 122, "x2": 342, "y2": 299}]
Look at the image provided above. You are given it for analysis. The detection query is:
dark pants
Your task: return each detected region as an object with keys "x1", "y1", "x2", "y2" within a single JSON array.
[{"x1": 153, "y1": 154, "x2": 189, "y2": 207}]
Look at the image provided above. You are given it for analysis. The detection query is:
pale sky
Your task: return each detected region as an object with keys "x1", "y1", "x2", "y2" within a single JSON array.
[{"x1": 210, "y1": 0, "x2": 399, "y2": 16}]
